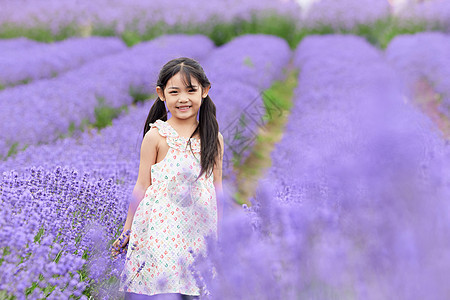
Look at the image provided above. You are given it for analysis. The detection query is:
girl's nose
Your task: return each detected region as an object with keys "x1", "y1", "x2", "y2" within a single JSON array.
[{"x1": 179, "y1": 94, "x2": 189, "y2": 102}]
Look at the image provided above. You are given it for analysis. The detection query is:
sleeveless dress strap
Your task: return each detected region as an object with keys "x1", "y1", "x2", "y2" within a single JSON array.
[
  {"x1": 149, "y1": 119, "x2": 177, "y2": 138},
  {"x1": 149, "y1": 119, "x2": 201, "y2": 153}
]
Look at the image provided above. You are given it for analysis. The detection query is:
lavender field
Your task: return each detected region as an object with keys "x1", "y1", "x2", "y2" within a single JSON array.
[
  {"x1": 1, "y1": 0, "x2": 449, "y2": 48},
  {"x1": 2, "y1": 1, "x2": 450, "y2": 299}
]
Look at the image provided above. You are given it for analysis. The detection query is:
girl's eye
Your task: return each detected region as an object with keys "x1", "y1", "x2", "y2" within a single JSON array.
[{"x1": 169, "y1": 89, "x2": 196, "y2": 94}]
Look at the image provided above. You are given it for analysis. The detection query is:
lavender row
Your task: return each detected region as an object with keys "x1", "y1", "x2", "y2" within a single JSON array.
[
  {"x1": 0, "y1": 0, "x2": 300, "y2": 35},
  {"x1": 385, "y1": 32, "x2": 450, "y2": 118},
  {"x1": 0, "y1": 167, "x2": 130, "y2": 299},
  {"x1": 394, "y1": 0, "x2": 450, "y2": 31},
  {"x1": 204, "y1": 34, "x2": 290, "y2": 89},
  {"x1": 274, "y1": 34, "x2": 450, "y2": 297},
  {"x1": 0, "y1": 37, "x2": 41, "y2": 53},
  {"x1": 301, "y1": 0, "x2": 449, "y2": 32},
  {"x1": 0, "y1": 36, "x2": 127, "y2": 87},
  {"x1": 278, "y1": 33, "x2": 445, "y2": 206},
  {"x1": 300, "y1": 0, "x2": 390, "y2": 30},
  {"x1": 0, "y1": 34, "x2": 215, "y2": 159},
  {"x1": 197, "y1": 34, "x2": 450, "y2": 298}
]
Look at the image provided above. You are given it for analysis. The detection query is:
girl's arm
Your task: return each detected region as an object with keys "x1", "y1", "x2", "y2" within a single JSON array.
[
  {"x1": 213, "y1": 132, "x2": 224, "y2": 235},
  {"x1": 122, "y1": 128, "x2": 159, "y2": 233}
]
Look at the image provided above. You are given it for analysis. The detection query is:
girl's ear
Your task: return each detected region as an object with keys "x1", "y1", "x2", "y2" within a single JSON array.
[
  {"x1": 202, "y1": 85, "x2": 211, "y2": 99},
  {"x1": 156, "y1": 86, "x2": 165, "y2": 101}
]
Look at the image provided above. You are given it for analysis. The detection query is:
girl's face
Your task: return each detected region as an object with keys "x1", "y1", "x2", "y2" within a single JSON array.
[{"x1": 156, "y1": 72, "x2": 209, "y2": 122}]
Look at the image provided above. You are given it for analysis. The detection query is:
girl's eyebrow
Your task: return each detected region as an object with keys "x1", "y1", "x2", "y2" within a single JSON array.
[{"x1": 168, "y1": 85, "x2": 198, "y2": 90}]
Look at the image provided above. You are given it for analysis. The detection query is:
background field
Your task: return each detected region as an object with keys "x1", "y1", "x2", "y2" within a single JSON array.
[{"x1": 1, "y1": 0, "x2": 450, "y2": 299}]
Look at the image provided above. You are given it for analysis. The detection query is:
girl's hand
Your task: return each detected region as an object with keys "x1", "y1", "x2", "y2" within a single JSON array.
[{"x1": 111, "y1": 229, "x2": 131, "y2": 258}]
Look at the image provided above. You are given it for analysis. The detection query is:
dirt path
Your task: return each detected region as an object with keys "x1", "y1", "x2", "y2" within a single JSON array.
[
  {"x1": 412, "y1": 77, "x2": 450, "y2": 139},
  {"x1": 233, "y1": 62, "x2": 298, "y2": 206}
]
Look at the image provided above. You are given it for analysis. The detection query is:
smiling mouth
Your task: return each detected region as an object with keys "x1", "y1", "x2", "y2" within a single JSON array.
[{"x1": 177, "y1": 105, "x2": 192, "y2": 111}]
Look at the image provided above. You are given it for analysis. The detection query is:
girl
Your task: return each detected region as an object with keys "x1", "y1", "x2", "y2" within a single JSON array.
[{"x1": 112, "y1": 57, "x2": 224, "y2": 299}]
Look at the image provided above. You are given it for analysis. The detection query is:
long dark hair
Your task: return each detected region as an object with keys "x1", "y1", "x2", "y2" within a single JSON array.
[{"x1": 143, "y1": 57, "x2": 220, "y2": 179}]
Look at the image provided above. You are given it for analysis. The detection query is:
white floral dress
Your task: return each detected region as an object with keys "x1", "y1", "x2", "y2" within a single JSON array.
[{"x1": 119, "y1": 119, "x2": 218, "y2": 296}]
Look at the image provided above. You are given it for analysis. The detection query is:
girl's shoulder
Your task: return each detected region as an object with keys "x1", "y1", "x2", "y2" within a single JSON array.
[
  {"x1": 149, "y1": 119, "x2": 201, "y2": 153},
  {"x1": 149, "y1": 119, "x2": 178, "y2": 138}
]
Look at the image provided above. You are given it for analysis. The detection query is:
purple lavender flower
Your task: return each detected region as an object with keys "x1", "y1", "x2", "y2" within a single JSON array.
[
  {"x1": 0, "y1": 36, "x2": 126, "y2": 87},
  {"x1": 0, "y1": 166, "x2": 129, "y2": 298},
  {"x1": 301, "y1": 0, "x2": 390, "y2": 30},
  {"x1": 0, "y1": 0, "x2": 301, "y2": 35},
  {"x1": 385, "y1": 32, "x2": 450, "y2": 119},
  {"x1": 0, "y1": 37, "x2": 40, "y2": 53},
  {"x1": 190, "y1": 34, "x2": 450, "y2": 299},
  {"x1": 396, "y1": 0, "x2": 450, "y2": 31}
]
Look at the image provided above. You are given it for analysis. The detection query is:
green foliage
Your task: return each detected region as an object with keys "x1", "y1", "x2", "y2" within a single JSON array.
[
  {"x1": 0, "y1": 246, "x2": 12, "y2": 266},
  {"x1": 243, "y1": 56, "x2": 254, "y2": 68},
  {"x1": 34, "y1": 226, "x2": 45, "y2": 243},
  {"x1": 121, "y1": 30, "x2": 142, "y2": 47},
  {"x1": 0, "y1": 78, "x2": 32, "y2": 90},
  {"x1": 3, "y1": 142, "x2": 29, "y2": 161},
  {"x1": 262, "y1": 68, "x2": 298, "y2": 121},
  {"x1": 56, "y1": 118, "x2": 90, "y2": 141},
  {"x1": 6, "y1": 142, "x2": 19, "y2": 158},
  {"x1": 218, "y1": 12, "x2": 301, "y2": 48},
  {"x1": 0, "y1": 235, "x2": 84, "y2": 298},
  {"x1": 0, "y1": 12, "x2": 447, "y2": 50},
  {"x1": 91, "y1": 25, "x2": 118, "y2": 37},
  {"x1": 190, "y1": 12, "x2": 301, "y2": 48},
  {"x1": 0, "y1": 22, "x2": 78, "y2": 42},
  {"x1": 129, "y1": 87, "x2": 154, "y2": 104},
  {"x1": 19, "y1": 78, "x2": 31, "y2": 85},
  {"x1": 0, "y1": 291, "x2": 10, "y2": 299},
  {"x1": 294, "y1": 24, "x2": 335, "y2": 46},
  {"x1": 232, "y1": 66, "x2": 299, "y2": 205},
  {"x1": 352, "y1": 16, "x2": 428, "y2": 49},
  {"x1": 54, "y1": 97, "x2": 128, "y2": 141},
  {"x1": 230, "y1": 113, "x2": 252, "y2": 169},
  {"x1": 93, "y1": 96, "x2": 129, "y2": 129},
  {"x1": 231, "y1": 67, "x2": 298, "y2": 171}
]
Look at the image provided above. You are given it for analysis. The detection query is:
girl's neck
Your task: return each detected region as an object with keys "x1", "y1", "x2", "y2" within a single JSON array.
[{"x1": 167, "y1": 118, "x2": 199, "y2": 138}]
